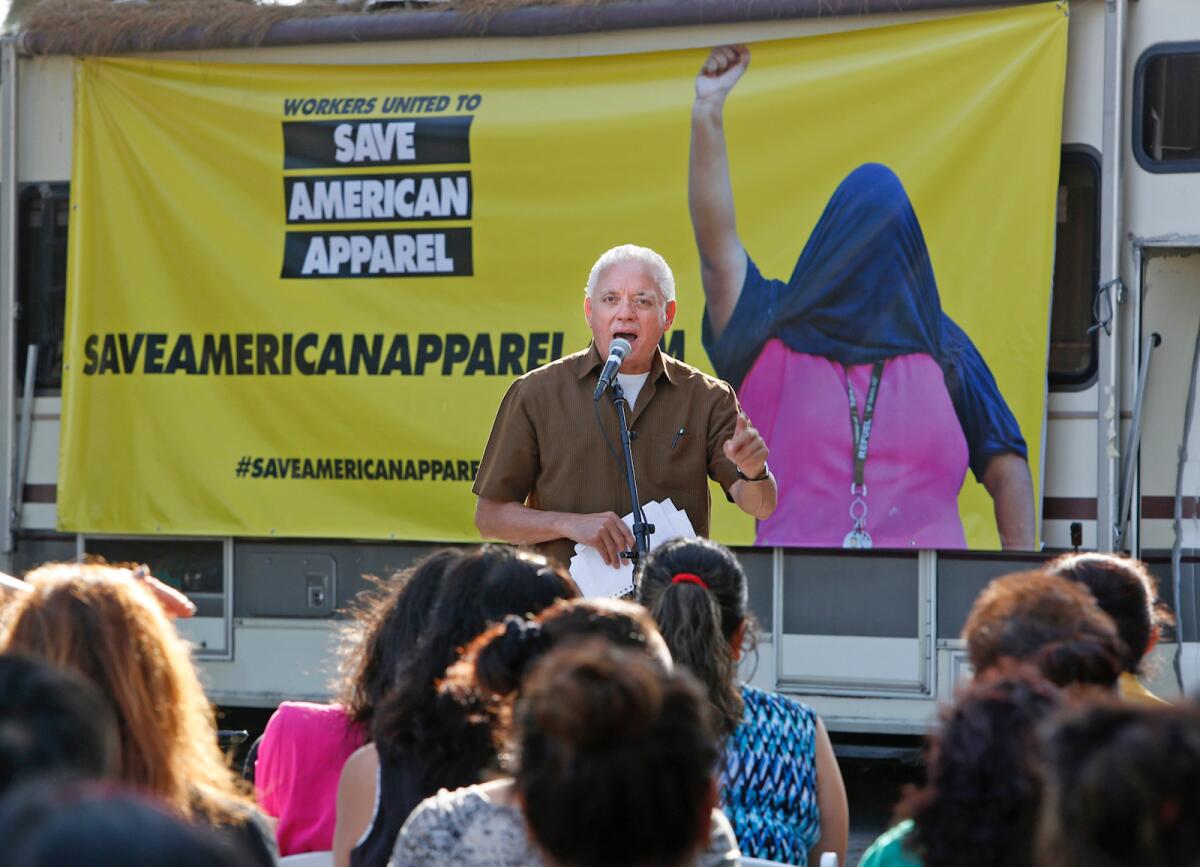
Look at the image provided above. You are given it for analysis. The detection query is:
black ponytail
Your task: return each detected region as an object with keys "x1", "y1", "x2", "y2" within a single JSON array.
[
  {"x1": 636, "y1": 537, "x2": 749, "y2": 736},
  {"x1": 441, "y1": 597, "x2": 663, "y2": 750},
  {"x1": 474, "y1": 616, "x2": 552, "y2": 697}
]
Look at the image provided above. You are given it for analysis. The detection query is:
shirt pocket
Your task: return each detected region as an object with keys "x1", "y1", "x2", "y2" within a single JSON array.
[{"x1": 640, "y1": 429, "x2": 707, "y2": 497}]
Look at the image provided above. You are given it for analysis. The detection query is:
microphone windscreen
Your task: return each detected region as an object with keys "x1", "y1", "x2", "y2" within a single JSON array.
[{"x1": 610, "y1": 337, "x2": 631, "y2": 359}]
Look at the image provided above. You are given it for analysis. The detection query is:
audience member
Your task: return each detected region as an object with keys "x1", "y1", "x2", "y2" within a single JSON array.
[
  {"x1": 962, "y1": 570, "x2": 1123, "y2": 689},
  {"x1": 255, "y1": 548, "x2": 463, "y2": 855},
  {"x1": 391, "y1": 597, "x2": 703, "y2": 864},
  {"x1": 395, "y1": 637, "x2": 739, "y2": 867},
  {"x1": 0, "y1": 780, "x2": 248, "y2": 867},
  {"x1": 440, "y1": 596, "x2": 674, "y2": 734},
  {"x1": 0, "y1": 652, "x2": 118, "y2": 795},
  {"x1": 1045, "y1": 551, "x2": 1172, "y2": 705},
  {"x1": 11, "y1": 548, "x2": 1190, "y2": 867},
  {"x1": 335, "y1": 545, "x2": 578, "y2": 867},
  {"x1": 859, "y1": 668, "x2": 1062, "y2": 867},
  {"x1": 637, "y1": 537, "x2": 847, "y2": 866},
  {"x1": 1037, "y1": 700, "x2": 1200, "y2": 867},
  {"x1": 1, "y1": 563, "x2": 279, "y2": 866}
]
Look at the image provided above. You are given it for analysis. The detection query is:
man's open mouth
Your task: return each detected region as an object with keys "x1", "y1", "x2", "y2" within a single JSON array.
[{"x1": 614, "y1": 332, "x2": 638, "y2": 344}]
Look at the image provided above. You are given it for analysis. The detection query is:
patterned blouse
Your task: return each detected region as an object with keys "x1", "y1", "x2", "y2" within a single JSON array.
[
  {"x1": 390, "y1": 783, "x2": 741, "y2": 867},
  {"x1": 720, "y1": 685, "x2": 821, "y2": 865}
]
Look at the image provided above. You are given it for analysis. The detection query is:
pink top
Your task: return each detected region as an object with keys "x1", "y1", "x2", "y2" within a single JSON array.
[
  {"x1": 739, "y1": 340, "x2": 968, "y2": 549},
  {"x1": 255, "y1": 701, "x2": 366, "y2": 856}
]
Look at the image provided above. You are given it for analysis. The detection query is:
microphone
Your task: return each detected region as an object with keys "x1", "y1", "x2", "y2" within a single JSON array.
[{"x1": 593, "y1": 338, "x2": 631, "y2": 401}]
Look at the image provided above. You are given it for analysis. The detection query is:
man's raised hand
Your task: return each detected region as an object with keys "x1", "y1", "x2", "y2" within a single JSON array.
[
  {"x1": 695, "y1": 45, "x2": 750, "y2": 104},
  {"x1": 724, "y1": 412, "x2": 769, "y2": 480}
]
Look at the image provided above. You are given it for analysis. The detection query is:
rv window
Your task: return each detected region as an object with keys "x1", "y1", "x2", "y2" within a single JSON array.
[
  {"x1": 84, "y1": 538, "x2": 225, "y2": 616},
  {"x1": 1135, "y1": 44, "x2": 1200, "y2": 172},
  {"x1": 17, "y1": 183, "x2": 69, "y2": 393},
  {"x1": 1049, "y1": 150, "x2": 1100, "y2": 389},
  {"x1": 732, "y1": 546, "x2": 774, "y2": 631}
]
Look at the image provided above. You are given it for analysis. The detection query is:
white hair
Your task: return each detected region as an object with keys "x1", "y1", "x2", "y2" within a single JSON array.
[{"x1": 584, "y1": 244, "x2": 676, "y2": 304}]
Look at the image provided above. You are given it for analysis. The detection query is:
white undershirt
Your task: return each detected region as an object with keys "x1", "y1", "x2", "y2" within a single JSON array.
[{"x1": 615, "y1": 371, "x2": 650, "y2": 409}]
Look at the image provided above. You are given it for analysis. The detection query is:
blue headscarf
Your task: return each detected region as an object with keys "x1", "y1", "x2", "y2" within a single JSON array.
[{"x1": 701, "y1": 163, "x2": 1026, "y2": 481}]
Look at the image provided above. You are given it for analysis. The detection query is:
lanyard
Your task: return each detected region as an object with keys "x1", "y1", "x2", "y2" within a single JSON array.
[{"x1": 845, "y1": 361, "x2": 885, "y2": 492}]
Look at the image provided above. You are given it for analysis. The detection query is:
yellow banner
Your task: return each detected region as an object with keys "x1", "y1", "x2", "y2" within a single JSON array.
[{"x1": 61, "y1": 3, "x2": 1067, "y2": 548}]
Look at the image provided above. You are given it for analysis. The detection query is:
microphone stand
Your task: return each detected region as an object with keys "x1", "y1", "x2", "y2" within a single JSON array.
[{"x1": 610, "y1": 382, "x2": 654, "y2": 565}]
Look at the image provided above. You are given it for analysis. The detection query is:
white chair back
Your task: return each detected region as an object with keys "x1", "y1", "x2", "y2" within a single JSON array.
[{"x1": 279, "y1": 852, "x2": 334, "y2": 867}]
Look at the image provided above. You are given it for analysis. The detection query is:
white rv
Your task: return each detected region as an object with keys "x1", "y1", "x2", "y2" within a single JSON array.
[{"x1": 1, "y1": 0, "x2": 1197, "y2": 736}]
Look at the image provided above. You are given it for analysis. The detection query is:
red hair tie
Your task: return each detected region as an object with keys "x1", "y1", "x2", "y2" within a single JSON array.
[{"x1": 671, "y1": 573, "x2": 709, "y2": 590}]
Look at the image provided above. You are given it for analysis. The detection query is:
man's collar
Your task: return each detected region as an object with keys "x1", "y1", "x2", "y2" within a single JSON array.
[
  {"x1": 570, "y1": 342, "x2": 607, "y2": 380},
  {"x1": 572, "y1": 342, "x2": 676, "y2": 385}
]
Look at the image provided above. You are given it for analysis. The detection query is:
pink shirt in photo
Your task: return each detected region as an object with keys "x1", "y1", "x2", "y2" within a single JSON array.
[{"x1": 739, "y1": 340, "x2": 969, "y2": 549}]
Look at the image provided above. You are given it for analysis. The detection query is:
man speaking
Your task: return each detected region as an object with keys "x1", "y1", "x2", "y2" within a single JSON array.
[{"x1": 473, "y1": 244, "x2": 777, "y2": 568}]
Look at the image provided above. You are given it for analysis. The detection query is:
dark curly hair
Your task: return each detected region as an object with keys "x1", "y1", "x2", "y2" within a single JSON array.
[
  {"x1": 441, "y1": 597, "x2": 662, "y2": 754},
  {"x1": 635, "y1": 537, "x2": 752, "y2": 737},
  {"x1": 1038, "y1": 701, "x2": 1200, "y2": 867},
  {"x1": 0, "y1": 654, "x2": 118, "y2": 796},
  {"x1": 0, "y1": 780, "x2": 246, "y2": 867},
  {"x1": 371, "y1": 546, "x2": 577, "y2": 812},
  {"x1": 1044, "y1": 552, "x2": 1173, "y2": 674},
  {"x1": 337, "y1": 549, "x2": 465, "y2": 732},
  {"x1": 895, "y1": 666, "x2": 1062, "y2": 867},
  {"x1": 514, "y1": 639, "x2": 719, "y2": 867},
  {"x1": 962, "y1": 570, "x2": 1123, "y2": 689}
]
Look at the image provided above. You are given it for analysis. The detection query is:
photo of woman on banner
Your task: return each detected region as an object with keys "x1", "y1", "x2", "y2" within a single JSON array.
[{"x1": 690, "y1": 45, "x2": 1035, "y2": 550}]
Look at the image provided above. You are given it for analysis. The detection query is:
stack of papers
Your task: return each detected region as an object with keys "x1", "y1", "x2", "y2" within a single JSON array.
[{"x1": 568, "y1": 499, "x2": 695, "y2": 598}]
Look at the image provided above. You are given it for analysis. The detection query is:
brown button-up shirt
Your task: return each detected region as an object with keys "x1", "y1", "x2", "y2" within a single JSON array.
[{"x1": 473, "y1": 343, "x2": 743, "y2": 568}]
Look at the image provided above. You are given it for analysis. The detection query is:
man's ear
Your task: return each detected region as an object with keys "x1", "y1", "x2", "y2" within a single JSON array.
[
  {"x1": 663, "y1": 299, "x2": 677, "y2": 330},
  {"x1": 1145, "y1": 624, "x2": 1160, "y2": 656},
  {"x1": 584, "y1": 294, "x2": 594, "y2": 329}
]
